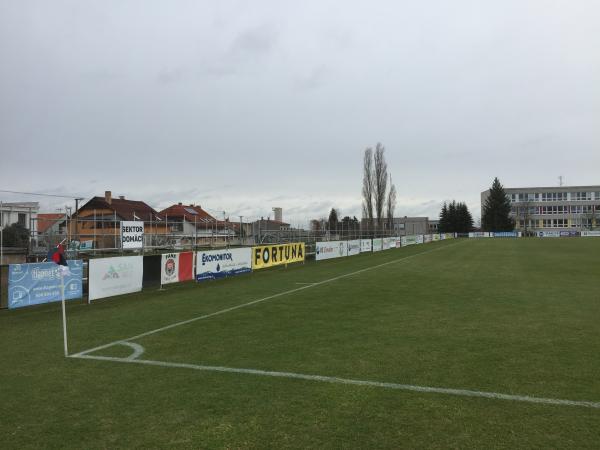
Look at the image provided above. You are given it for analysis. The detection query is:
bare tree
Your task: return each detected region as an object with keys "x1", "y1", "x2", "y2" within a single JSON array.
[
  {"x1": 362, "y1": 148, "x2": 375, "y2": 229},
  {"x1": 517, "y1": 198, "x2": 533, "y2": 236},
  {"x1": 374, "y1": 143, "x2": 388, "y2": 231},
  {"x1": 386, "y1": 174, "x2": 396, "y2": 234}
]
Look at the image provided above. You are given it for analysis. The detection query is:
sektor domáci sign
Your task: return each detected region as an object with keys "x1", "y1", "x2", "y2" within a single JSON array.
[{"x1": 121, "y1": 221, "x2": 144, "y2": 249}]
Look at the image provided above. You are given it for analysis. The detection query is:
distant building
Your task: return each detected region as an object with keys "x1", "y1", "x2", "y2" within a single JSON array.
[
  {"x1": 360, "y1": 217, "x2": 430, "y2": 236},
  {"x1": 37, "y1": 213, "x2": 66, "y2": 236},
  {"x1": 159, "y1": 203, "x2": 219, "y2": 236},
  {"x1": 429, "y1": 219, "x2": 440, "y2": 233},
  {"x1": 481, "y1": 185, "x2": 600, "y2": 231},
  {"x1": 392, "y1": 217, "x2": 430, "y2": 236},
  {"x1": 0, "y1": 202, "x2": 39, "y2": 234},
  {"x1": 70, "y1": 191, "x2": 167, "y2": 248}
]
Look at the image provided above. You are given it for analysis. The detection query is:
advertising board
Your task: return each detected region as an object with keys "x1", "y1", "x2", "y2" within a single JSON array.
[
  {"x1": 360, "y1": 239, "x2": 372, "y2": 252},
  {"x1": 347, "y1": 240, "x2": 361, "y2": 256},
  {"x1": 89, "y1": 256, "x2": 143, "y2": 301},
  {"x1": 252, "y1": 243, "x2": 305, "y2": 269},
  {"x1": 8, "y1": 261, "x2": 83, "y2": 309},
  {"x1": 581, "y1": 231, "x2": 600, "y2": 237},
  {"x1": 161, "y1": 252, "x2": 195, "y2": 284},
  {"x1": 372, "y1": 238, "x2": 383, "y2": 252},
  {"x1": 316, "y1": 241, "x2": 348, "y2": 261},
  {"x1": 196, "y1": 248, "x2": 252, "y2": 281}
]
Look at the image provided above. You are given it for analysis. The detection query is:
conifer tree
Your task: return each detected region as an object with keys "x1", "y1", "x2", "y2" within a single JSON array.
[
  {"x1": 482, "y1": 177, "x2": 514, "y2": 231},
  {"x1": 439, "y1": 202, "x2": 449, "y2": 232}
]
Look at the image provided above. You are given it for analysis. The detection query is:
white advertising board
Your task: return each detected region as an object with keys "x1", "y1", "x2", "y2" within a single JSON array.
[
  {"x1": 469, "y1": 232, "x2": 491, "y2": 238},
  {"x1": 432, "y1": 234, "x2": 440, "y2": 241},
  {"x1": 382, "y1": 237, "x2": 393, "y2": 250},
  {"x1": 316, "y1": 241, "x2": 348, "y2": 261},
  {"x1": 537, "y1": 231, "x2": 560, "y2": 238},
  {"x1": 121, "y1": 221, "x2": 144, "y2": 249},
  {"x1": 581, "y1": 231, "x2": 600, "y2": 237},
  {"x1": 424, "y1": 234, "x2": 433, "y2": 243},
  {"x1": 372, "y1": 238, "x2": 383, "y2": 252},
  {"x1": 416, "y1": 235, "x2": 424, "y2": 244},
  {"x1": 347, "y1": 240, "x2": 361, "y2": 256},
  {"x1": 360, "y1": 239, "x2": 372, "y2": 252},
  {"x1": 401, "y1": 235, "x2": 417, "y2": 247},
  {"x1": 89, "y1": 256, "x2": 143, "y2": 301},
  {"x1": 196, "y1": 248, "x2": 252, "y2": 281},
  {"x1": 394, "y1": 237, "x2": 402, "y2": 248}
]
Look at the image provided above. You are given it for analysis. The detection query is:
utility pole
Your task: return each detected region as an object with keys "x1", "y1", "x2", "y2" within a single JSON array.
[{"x1": 239, "y1": 215, "x2": 243, "y2": 245}]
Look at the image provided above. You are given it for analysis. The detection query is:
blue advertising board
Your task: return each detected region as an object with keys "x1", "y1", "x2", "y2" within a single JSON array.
[
  {"x1": 493, "y1": 231, "x2": 519, "y2": 238},
  {"x1": 8, "y1": 261, "x2": 83, "y2": 309}
]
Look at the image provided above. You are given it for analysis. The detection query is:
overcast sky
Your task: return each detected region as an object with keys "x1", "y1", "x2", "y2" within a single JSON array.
[{"x1": 1, "y1": 1, "x2": 599, "y2": 226}]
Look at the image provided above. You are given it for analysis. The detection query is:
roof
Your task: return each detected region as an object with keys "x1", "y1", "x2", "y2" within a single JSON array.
[
  {"x1": 37, "y1": 213, "x2": 65, "y2": 234},
  {"x1": 158, "y1": 204, "x2": 216, "y2": 224},
  {"x1": 78, "y1": 196, "x2": 161, "y2": 221}
]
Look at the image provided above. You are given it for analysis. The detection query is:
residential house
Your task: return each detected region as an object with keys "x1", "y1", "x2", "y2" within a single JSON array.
[{"x1": 70, "y1": 191, "x2": 166, "y2": 249}]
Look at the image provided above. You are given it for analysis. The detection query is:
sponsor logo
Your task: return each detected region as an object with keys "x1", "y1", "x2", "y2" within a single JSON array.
[
  {"x1": 253, "y1": 243, "x2": 305, "y2": 269},
  {"x1": 201, "y1": 252, "x2": 233, "y2": 265},
  {"x1": 165, "y1": 258, "x2": 176, "y2": 276}
]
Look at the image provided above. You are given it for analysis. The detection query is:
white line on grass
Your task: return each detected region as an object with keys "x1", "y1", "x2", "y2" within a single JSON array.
[
  {"x1": 71, "y1": 353, "x2": 600, "y2": 410},
  {"x1": 71, "y1": 241, "x2": 465, "y2": 358}
]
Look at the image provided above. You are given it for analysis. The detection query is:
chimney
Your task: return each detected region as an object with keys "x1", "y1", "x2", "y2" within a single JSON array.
[
  {"x1": 119, "y1": 195, "x2": 125, "y2": 200},
  {"x1": 105, "y1": 191, "x2": 112, "y2": 204},
  {"x1": 178, "y1": 202, "x2": 182, "y2": 206}
]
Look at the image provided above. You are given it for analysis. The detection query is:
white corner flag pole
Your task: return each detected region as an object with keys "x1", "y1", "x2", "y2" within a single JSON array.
[{"x1": 60, "y1": 269, "x2": 69, "y2": 357}]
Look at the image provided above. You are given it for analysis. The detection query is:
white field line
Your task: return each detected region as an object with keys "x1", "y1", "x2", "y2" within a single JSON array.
[
  {"x1": 71, "y1": 353, "x2": 600, "y2": 410},
  {"x1": 71, "y1": 241, "x2": 464, "y2": 357}
]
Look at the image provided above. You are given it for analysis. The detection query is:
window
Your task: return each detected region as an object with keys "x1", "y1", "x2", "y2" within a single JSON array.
[
  {"x1": 543, "y1": 218, "x2": 567, "y2": 228},
  {"x1": 510, "y1": 194, "x2": 517, "y2": 203},
  {"x1": 540, "y1": 206, "x2": 568, "y2": 215},
  {"x1": 17, "y1": 213, "x2": 26, "y2": 226},
  {"x1": 542, "y1": 192, "x2": 567, "y2": 202},
  {"x1": 571, "y1": 192, "x2": 591, "y2": 201}
]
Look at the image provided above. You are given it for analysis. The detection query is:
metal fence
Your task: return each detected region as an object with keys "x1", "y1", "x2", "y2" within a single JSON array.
[{"x1": 20, "y1": 216, "x2": 405, "y2": 260}]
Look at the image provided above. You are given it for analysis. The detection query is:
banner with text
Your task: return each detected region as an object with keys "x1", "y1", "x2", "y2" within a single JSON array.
[
  {"x1": 161, "y1": 252, "x2": 195, "y2": 285},
  {"x1": 581, "y1": 231, "x2": 600, "y2": 237},
  {"x1": 360, "y1": 239, "x2": 372, "y2": 252},
  {"x1": 382, "y1": 237, "x2": 395, "y2": 250},
  {"x1": 372, "y1": 238, "x2": 383, "y2": 252},
  {"x1": 316, "y1": 241, "x2": 348, "y2": 261},
  {"x1": 252, "y1": 243, "x2": 305, "y2": 269},
  {"x1": 537, "y1": 231, "x2": 560, "y2": 238},
  {"x1": 196, "y1": 248, "x2": 252, "y2": 281},
  {"x1": 347, "y1": 240, "x2": 361, "y2": 256},
  {"x1": 89, "y1": 256, "x2": 143, "y2": 301},
  {"x1": 402, "y1": 235, "x2": 417, "y2": 247},
  {"x1": 121, "y1": 221, "x2": 144, "y2": 249},
  {"x1": 8, "y1": 261, "x2": 83, "y2": 309}
]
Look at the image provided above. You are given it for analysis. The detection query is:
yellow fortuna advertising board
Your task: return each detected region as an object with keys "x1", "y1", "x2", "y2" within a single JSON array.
[{"x1": 252, "y1": 243, "x2": 305, "y2": 269}]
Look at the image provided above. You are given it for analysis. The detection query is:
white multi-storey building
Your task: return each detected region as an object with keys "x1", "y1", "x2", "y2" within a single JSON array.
[
  {"x1": 0, "y1": 202, "x2": 39, "y2": 234},
  {"x1": 481, "y1": 186, "x2": 600, "y2": 232}
]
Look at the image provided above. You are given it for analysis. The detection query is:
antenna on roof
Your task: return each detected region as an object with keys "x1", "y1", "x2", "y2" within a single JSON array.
[{"x1": 558, "y1": 176, "x2": 564, "y2": 187}]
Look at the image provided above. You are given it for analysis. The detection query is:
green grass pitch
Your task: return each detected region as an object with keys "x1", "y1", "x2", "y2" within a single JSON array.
[{"x1": 2, "y1": 238, "x2": 600, "y2": 448}]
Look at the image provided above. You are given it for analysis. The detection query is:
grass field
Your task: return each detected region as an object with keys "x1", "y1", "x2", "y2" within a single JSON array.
[{"x1": 2, "y1": 238, "x2": 600, "y2": 448}]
